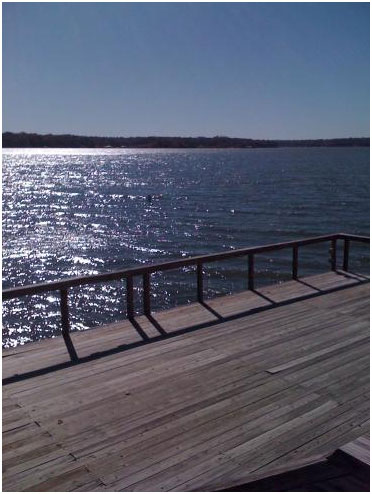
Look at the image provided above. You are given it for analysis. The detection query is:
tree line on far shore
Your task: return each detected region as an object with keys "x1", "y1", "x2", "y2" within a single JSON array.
[{"x1": 2, "y1": 132, "x2": 370, "y2": 148}]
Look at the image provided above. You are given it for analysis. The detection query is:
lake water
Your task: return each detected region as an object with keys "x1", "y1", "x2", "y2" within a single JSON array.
[{"x1": 2, "y1": 147, "x2": 369, "y2": 347}]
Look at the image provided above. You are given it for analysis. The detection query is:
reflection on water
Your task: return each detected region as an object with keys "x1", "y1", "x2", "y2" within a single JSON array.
[{"x1": 2, "y1": 147, "x2": 369, "y2": 347}]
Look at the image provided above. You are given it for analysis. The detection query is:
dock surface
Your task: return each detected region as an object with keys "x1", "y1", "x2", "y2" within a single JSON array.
[{"x1": 3, "y1": 271, "x2": 370, "y2": 491}]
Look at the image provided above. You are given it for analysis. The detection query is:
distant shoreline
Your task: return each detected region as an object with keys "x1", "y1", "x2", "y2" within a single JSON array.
[{"x1": 2, "y1": 132, "x2": 369, "y2": 148}]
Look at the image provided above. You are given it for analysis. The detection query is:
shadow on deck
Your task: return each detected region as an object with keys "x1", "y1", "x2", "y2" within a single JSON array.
[{"x1": 3, "y1": 270, "x2": 369, "y2": 385}]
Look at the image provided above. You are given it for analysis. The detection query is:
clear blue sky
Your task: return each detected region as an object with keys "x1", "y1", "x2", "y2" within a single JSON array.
[{"x1": 3, "y1": 2, "x2": 370, "y2": 139}]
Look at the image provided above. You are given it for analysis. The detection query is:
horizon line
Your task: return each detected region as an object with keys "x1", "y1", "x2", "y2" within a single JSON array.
[{"x1": 2, "y1": 131, "x2": 370, "y2": 141}]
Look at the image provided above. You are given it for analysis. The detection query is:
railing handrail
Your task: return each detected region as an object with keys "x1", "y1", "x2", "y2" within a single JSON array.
[
  {"x1": 3, "y1": 232, "x2": 369, "y2": 300},
  {"x1": 337, "y1": 233, "x2": 370, "y2": 242}
]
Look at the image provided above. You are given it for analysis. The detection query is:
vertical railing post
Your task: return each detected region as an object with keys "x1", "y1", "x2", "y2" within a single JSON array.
[
  {"x1": 126, "y1": 276, "x2": 134, "y2": 319},
  {"x1": 292, "y1": 246, "x2": 298, "y2": 280},
  {"x1": 60, "y1": 288, "x2": 78, "y2": 362},
  {"x1": 197, "y1": 262, "x2": 203, "y2": 303},
  {"x1": 143, "y1": 272, "x2": 151, "y2": 316},
  {"x1": 343, "y1": 238, "x2": 350, "y2": 272},
  {"x1": 331, "y1": 239, "x2": 337, "y2": 271},
  {"x1": 248, "y1": 254, "x2": 254, "y2": 290}
]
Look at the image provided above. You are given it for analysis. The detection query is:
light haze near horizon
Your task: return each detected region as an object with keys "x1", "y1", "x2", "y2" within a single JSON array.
[{"x1": 3, "y1": 2, "x2": 370, "y2": 139}]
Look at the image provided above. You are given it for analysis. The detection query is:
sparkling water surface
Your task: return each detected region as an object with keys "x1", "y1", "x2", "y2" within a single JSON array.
[{"x1": 3, "y1": 147, "x2": 369, "y2": 347}]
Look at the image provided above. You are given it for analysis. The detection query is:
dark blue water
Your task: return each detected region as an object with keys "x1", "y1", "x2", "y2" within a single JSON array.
[{"x1": 2, "y1": 147, "x2": 369, "y2": 347}]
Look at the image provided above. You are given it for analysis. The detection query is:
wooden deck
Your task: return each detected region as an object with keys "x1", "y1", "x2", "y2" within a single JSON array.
[
  {"x1": 2, "y1": 270, "x2": 370, "y2": 491},
  {"x1": 222, "y1": 435, "x2": 370, "y2": 491}
]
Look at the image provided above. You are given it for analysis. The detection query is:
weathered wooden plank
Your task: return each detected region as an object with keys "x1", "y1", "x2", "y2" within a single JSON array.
[
  {"x1": 250, "y1": 404, "x2": 370, "y2": 478},
  {"x1": 339, "y1": 435, "x2": 370, "y2": 465},
  {"x1": 202, "y1": 398, "x2": 369, "y2": 490},
  {"x1": 3, "y1": 445, "x2": 68, "y2": 478},
  {"x1": 267, "y1": 334, "x2": 369, "y2": 374},
  {"x1": 4, "y1": 462, "x2": 96, "y2": 493},
  {"x1": 104, "y1": 394, "x2": 333, "y2": 491}
]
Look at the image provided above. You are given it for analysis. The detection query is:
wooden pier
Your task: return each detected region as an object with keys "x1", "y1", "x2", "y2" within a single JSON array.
[{"x1": 2, "y1": 233, "x2": 370, "y2": 491}]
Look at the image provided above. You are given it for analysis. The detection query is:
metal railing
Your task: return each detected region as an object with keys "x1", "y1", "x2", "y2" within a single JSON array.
[{"x1": 3, "y1": 232, "x2": 369, "y2": 362}]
